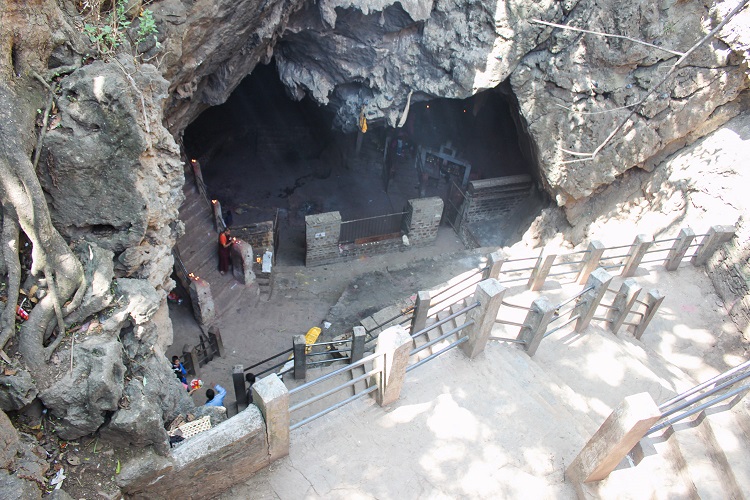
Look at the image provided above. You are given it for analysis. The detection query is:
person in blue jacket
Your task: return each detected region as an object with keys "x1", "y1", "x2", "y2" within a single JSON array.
[
  {"x1": 204, "y1": 384, "x2": 227, "y2": 407},
  {"x1": 172, "y1": 356, "x2": 187, "y2": 385}
]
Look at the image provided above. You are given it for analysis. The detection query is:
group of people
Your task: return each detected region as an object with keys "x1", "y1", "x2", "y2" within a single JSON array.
[{"x1": 172, "y1": 355, "x2": 255, "y2": 408}]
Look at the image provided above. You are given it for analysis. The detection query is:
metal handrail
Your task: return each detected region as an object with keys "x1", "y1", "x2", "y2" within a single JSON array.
[
  {"x1": 543, "y1": 314, "x2": 580, "y2": 338},
  {"x1": 289, "y1": 350, "x2": 384, "y2": 396},
  {"x1": 658, "y1": 369, "x2": 750, "y2": 420},
  {"x1": 291, "y1": 385, "x2": 379, "y2": 431},
  {"x1": 411, "y1": 301, "x2": 480, "y2": 340},
  {"x1": 658, "y1": 359, "x2": 750, "y2": 410},
  {"x1": 406, "y1": 336, "x2": 469, "y2": 373},
  {"x1": 245, "y1": 347, "x2": 294, "y2": 373},
  {"x1": 410, "y1": 321, "x2": 474, "y2": 356},
  {"x1": 289, "y1": 366, "x2": 381, "y2": 413},
  {"x1": 554, "y1": 285, "x2": 594, "y2": 310},
  {"x1": 429, "y1": 267, "x2": 487, "y2": 305},
  {"x1": 647, "y1": 383, "x2": 750, "y2": 435}
]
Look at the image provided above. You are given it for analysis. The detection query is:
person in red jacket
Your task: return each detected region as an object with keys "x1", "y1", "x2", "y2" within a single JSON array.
[{"x1": 218, "y1": 229, "x2": 232, "y2": 275}]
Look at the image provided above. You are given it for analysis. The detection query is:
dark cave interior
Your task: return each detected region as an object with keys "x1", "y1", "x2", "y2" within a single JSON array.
[{"x1": 182, "y1": 60, "x2": 539, "y2": 260}]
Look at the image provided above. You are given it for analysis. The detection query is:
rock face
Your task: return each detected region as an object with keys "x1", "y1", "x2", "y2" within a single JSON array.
[
  {"x1": 39, "y1": 335, "x2": 126, "y2": 439},
  {"x1": 157, "y1": 0, "x2": 748, "y2": 212},
  {"x1": 39, "y1": 57, "x2": 184, "y2": 292}
]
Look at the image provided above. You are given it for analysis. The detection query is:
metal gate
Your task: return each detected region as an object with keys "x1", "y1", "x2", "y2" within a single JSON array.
[{"x1": 443, "y1": 180, "x2": 469, "y2": 231}]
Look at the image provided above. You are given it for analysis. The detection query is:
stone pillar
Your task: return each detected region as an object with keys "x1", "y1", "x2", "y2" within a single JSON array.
[
  {"x1": 188, "y1": 276, "x2": 215, "y2": 332},
  {"x1": 351, "y1": 326, "x2": 366, "y2": 363},
  {"x1": 606, "y1": 279, "x2": 641, "y2": 335},
  {"x1": 574, "y1": 268, "x2": 612, "y2": 332},
  {"x1": 664, "y1": 227, "x2": 695, "y2": 271},
  {"x1": 211, "y1": 199, "x2": 226, "y2": 232},
  {"x1": 577, "y1": 240, "x2": 605, "y2": 284},
  {"x1": 233, "y1": 364, "x2": 247, "y2": 407},
  {"x1": 230, "y1": 239, "x2": 256, "y2": 285},
  {"x1": 566, "y1": 393, "x2": 661, "y2": 483},
  {"x1": 518, "y1": 296, "x2": 556, "y2": 357},
  {"x1": 410, "y1": 290, "x2": 432, "y2": 334},
  {"x1": 405, "y1": 197, "x2": 443, "y2": 246},
  {"x1": 293, "y1": 335, "x2": 306, "y2": 380},
  {"x1": 483, "y1": 250, "x2": 506, "y2": 280},
  {"x1": 181, "y1": 343, "x2": 199, "y2": 376},
  {"x1": 305, "y1": 212, "x2": 341, "y2": 267},
  {"x1": 253, "y1": 374, "x2": 290, "y2": 462},
  {"x1": 692, "y1": 225, "x2": 735, "y2": 266},
  {"x1": 459, "y1": 279, "x2": 506, "y2": 359},
  {"x1": 621, "y1": 234, "x2": 652, "y2": 277},
  {"x1": 372, "y1": 325, "x2": 413, "y2": 406},
  {"x1": 633, "y1": 289, "x2": 665, "y2": 340},
  {"x1": 208, "y1": 327, "x2": 225, "y2": 358},
  {"x1": 528, "y1": 252, "x2": 557, "y2": 291}
]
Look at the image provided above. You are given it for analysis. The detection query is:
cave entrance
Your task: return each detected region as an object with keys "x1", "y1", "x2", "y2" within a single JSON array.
[{"x1": 183, "y1": 61, "x2": 543, "y2": 265}]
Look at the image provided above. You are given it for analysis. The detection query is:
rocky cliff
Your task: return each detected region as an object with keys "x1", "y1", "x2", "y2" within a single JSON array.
[{"x1": 0, "y1": 0, "x2": 748, "y2": 496}]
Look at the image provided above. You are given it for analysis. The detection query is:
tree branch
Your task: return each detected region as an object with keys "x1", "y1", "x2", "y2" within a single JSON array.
[
  {"x1": 556, "y1": 0, "x2": 749, "y2": 163},
  {"x1": 530, "y1": 18, "x2": 686, "y2": 57}
]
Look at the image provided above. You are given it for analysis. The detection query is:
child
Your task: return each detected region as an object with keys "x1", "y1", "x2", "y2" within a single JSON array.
[{"x1": 172, "y1": 355, "x2": 188, "y2": 386}]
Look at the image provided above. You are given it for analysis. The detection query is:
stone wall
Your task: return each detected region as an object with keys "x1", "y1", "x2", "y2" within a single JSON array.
[
  {"x1": 405, "y1": 197, "x2": 443, "y2": 246},
  {"x1": 463, "y1": 175, "x2": 533, "y2": 223},
  {"x1": 118, "y1": 407, "x2": 270, "y2": 498},
  {"x1": 234, "y1": 221, "x2": 276, "y2": 254},
  {"x1": 708, "y1": 230, "x2": 750, "y2": 337},
  {"x1": 305, "y1": 198, "x2": 443, "y2": 266},
  {"x1": 305, "y1": 211, "x2": 342, "y2": 266}
]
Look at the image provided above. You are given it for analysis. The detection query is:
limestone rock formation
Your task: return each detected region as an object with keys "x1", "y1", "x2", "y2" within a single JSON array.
[{"x1": 39, "y1": 335, "x2": 126, "y2": 439}]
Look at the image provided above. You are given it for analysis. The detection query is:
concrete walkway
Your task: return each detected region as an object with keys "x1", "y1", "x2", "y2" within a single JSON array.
[{"x1": 217, "y1": 264, "x2": 749, "y2": 499}]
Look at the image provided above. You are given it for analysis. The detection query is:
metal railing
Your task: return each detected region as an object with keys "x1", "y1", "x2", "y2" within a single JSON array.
[
  {"x1": 646, "y1": 359, "x2": 750, "y2": 435},
  {"x1": 339, "y1": 212, "x2": 406, "y2": 244},
  {"x1": 245, "y1": 347, "x2": 294, "y2": 378},
  {"x1": 289, "y1": 350, "x2": 385, "y2": 430}
]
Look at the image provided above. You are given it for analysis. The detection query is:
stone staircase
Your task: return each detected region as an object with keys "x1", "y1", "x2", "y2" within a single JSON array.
[
  {"x1": 280, "y1": 278, "x2": 750, "y2": 499},
  {"x1": 176, "y1": 179, "x2": 259, "y2": 323}
]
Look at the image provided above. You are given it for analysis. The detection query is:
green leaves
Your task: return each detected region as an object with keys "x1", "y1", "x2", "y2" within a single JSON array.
[{"x1": 81, "y1": 1, "x2": 159, "y2": 58}]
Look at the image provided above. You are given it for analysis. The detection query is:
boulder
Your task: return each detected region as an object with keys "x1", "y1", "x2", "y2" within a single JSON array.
[
  {"x1": 0, "y1": 368, "x2": 38, "y2": 412},
  {"x1": 0, "y1": 469, "x2": 42, "y2": 499},
  {"x1": 39, "y1": 335, "x2": 125, "y2": 439},
  {"x1": 0, "y1": 409, "x2": 19, "y2": 469}
]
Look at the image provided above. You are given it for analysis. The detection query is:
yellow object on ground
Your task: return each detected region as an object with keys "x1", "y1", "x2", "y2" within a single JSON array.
[{"x1": 304, "y1": 327, "x2": 322, "y2": 354}]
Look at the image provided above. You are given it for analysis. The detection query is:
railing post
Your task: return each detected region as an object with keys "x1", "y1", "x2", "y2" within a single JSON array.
[
  {"x1": 208, "y1": 327, "x2": 225, "y2": 358},
  {"x1": 664, "y1": 227, "x2": 695, "y2": 271},
  {"x1": 351, "y1": 326, "x2": 366, "y2": 363},
  {"x1": 633, "y1": 289, "x2": 664, "y2": 340},
  {"x1": 460, "y1": 279, "x2": 506, "y2": 359},
  {"x1": 621, "y1": 234, "x2": 652, "y2": 277},
  {"x1": 188, "y1": 276, "x2": 216, "y2": 334},
  {"x1": 518, "y1": 296, "x2": 556, "y2": 357},
  {"x1": 566, "y1": 393, "x2": 661, "y2": 483},
  {"x1": 691, "y1": 225, "x2": 735, "y2": 266},
  {"x1": 181, "y1": 343, "x2": 199, "y2": 377},
  {"x1": 410, "y1": 291, "x2": 432, "y2": 333},
  {"x1": 577, "y1": 240, "x2": 605, "y2": 284},
  {"x1": 293, "y1": 335, "x2": 306, "y2": 380},
  {"x1": 574, "y1": 268, "x2": 613, "y2": 332},
  {"x1": 253, "y1": 374, "x2": 289, "y2": 461},
  {"x1": 211, "y1": 199, "x2": 226, "y2": 232},
  {"x1": 483, "y1": 250, "x2": 506, "y2": 280},
  {"x1": 372, "y1": 325, "x2": 413, "y2": 406},
  {"x1": 527, "y1": 252, "x2": 556, "y2": 291},
  {"x1": 607, "y1": 279, "x2": 641, "y2": 335},
  {"x1": 233, "y1": 364, "x2": 247, "y2": 408}
]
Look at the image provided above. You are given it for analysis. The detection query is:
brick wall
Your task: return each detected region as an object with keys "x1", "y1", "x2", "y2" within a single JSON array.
[
  {"x1": 235, "y1": 221, "x2": 275, "y2": 255},
  {"x1": 305, "y1": 211, "x2": 342, "y2": 266},
  {"x1": 463, "y1": 175, "x2": 533, "y2": 223},
  {"x1": 305, "y1": 198, "x2": 443, "y2": 267},
  {"x1": 405, "y1": 197, "x2": 443, "y2": 246}
]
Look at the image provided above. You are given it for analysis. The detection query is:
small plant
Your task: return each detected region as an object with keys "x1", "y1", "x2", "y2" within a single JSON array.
[
  {"x1": 80, "y1": 0, "x2": 158, "y2": 58},
  {"x1": 136, "y1": 8, "x2": 158, "y2": 46}
]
